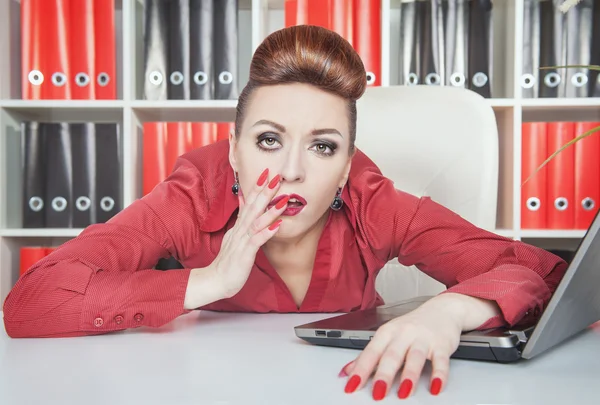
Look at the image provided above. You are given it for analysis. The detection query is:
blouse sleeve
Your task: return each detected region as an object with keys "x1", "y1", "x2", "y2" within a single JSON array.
[
  {"x1": 352, "y1": 169, "x2": 569, "y2": 330},
  {"x1": 2, "y1": 157, "x2": 209, "y2": 338}
]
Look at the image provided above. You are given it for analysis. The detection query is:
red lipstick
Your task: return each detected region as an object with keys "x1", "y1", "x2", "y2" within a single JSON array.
[{"x1": 268, "y1": 193, "x2": 307, "y2": 216}]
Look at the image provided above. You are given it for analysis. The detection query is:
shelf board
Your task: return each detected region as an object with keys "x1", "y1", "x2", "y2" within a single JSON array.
[
  {"x1": 1, "y1": 100, "x2": 124, "y2": 122},
  {"x1": 131, "y1": 100, "x2": 238, "y2": 122},
  {"x1": 520, "y1": 229, "x2": 587, "y2": 239},
  {"x1": 0, "y1": 228, "x2": 83, "y2": 238},
  {"x1": 494, "y1": 229, "x2": 516, "y2": 238},
  {"x1": 520, "y1": 98, "x2": 600, "y2": 108}
]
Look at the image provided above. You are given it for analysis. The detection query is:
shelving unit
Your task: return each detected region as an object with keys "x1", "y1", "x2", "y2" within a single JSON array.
[{"x1": 0, "y1": 0, "x2": 598, "y2": 304}]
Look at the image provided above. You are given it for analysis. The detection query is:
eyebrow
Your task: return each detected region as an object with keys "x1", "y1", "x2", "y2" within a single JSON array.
[{"x1": 251, "y1": 119, "x2": 343, "y2": 138}]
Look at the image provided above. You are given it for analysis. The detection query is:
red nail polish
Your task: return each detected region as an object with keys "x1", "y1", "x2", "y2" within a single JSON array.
[
  {"x1": 268, "y1": 219, "x2": 282, "y2": 231},
  {"x1": 372, "y1": 380, "x2": 387, "y2": 401},
  {"x1": 397, "y1": 379, "x2": 413, "y2": 399},
  {"x1": 256, "y1": 168, "x2": 269, "y2": 186},
  {"x1": 344, "y1": 375, "x2": 361, "y2": 394},
  {"x1": 430, "y1": 378, "x2": 442, "y2": 395},
  {"x1": 275, "y1": 196, "x2": 290, "y2": 209},
  {"x1": 268, "y1": 174, "x2": 280, "y2": 189}
]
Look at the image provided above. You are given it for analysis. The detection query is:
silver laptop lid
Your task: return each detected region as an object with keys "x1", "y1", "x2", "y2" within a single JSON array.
[{"x1": 521, "y1": 209, "x2": 600, "y2": 359}]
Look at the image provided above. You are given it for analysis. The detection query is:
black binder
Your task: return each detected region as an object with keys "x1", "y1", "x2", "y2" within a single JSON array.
[
  {"x1": 539, "y1": 0, "x2": 559, "y2": 98},
  {"x1": 143, "y1": 0, "x2": 169, "y2": 100},
  {"x1": 467, "y1": 0, "x2": 493, "y2": 98},
  {"x1": 399, "y1": 0, "x2": 418, "y2": 85},
  {"x1": 44, "y1": 123, "x2": 73, "y2": 228},
  {"x1": 522, "y1": 0, "x2": 540, "y2": 98},
  {"x1": 22, "y1": 121, "x2": 47, "y2": 228},
  {"x1": 213, "y1": 0, "x2": 239, "y2": 99},
  {"x1": 565, "y1": 0, "x2": 593, "y2": 98},
  {"x1": 168, "y1": 0, "x2": 190, "y2": 99},
  {"x1": 444, "y1": 0, "x2": 469, "y2": 88},
  {"x1": 190, "y1": 0, "x2": 214, "y2": 99},
  {"x1": 95, "y1": 123, "x2": 122, "y2": 223},
  {"x1": 418, "y1": 0, "x2": 441, "y2": 86},
  {"x1": 70, "y1": 123, "x2": 96, "y2": 228}
]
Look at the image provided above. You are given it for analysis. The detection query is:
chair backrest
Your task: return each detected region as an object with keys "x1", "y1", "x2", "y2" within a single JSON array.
[{"x1": 354, "y1": 85, "x2": 499, "y2": 302}]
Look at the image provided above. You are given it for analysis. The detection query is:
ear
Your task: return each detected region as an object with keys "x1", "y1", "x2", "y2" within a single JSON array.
[
  {"x1": 228, "y1": 129, "x2": 238, "y2": 172},
  {"x1": 339, "y1": 150, "x2": 356, "y2": 188}
]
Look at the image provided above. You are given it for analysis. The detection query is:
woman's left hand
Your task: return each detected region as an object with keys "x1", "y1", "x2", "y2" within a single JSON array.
[{"x1": 339, "y1": 299, "x2": 465, "y2": 400}]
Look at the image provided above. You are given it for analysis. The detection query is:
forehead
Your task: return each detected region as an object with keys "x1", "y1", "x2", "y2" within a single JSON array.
[{"x1": 243, "y1": 83, "x2": 349, "y2": 135}]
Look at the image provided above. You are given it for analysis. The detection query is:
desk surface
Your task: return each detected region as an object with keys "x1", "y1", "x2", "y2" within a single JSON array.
[{"x1": 1, "y1": 310, "x2": 600, "y2": 405}]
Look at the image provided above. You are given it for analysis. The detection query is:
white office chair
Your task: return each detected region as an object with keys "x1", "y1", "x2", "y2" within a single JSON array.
[{"x1": 354, "y1": 85, "x2": 499, "y2": 303}]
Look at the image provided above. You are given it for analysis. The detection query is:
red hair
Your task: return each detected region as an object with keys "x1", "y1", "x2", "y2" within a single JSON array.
[{"x1": 235, "y1": 25, "x2": 367, "y2": 154}]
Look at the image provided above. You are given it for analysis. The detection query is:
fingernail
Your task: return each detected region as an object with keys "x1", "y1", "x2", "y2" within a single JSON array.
[
  {"x1": 257, "y1": 168, "x2": 269, "y2": 186},
  {"x1": 275, "y1": 196, "x2": 290, "y2": 209},
  {"x1": 268, "y1": 174, "x2": 281, "y2": 189},
  {"x1": 430, "y1": 377, "x2": 442, "y2": 395},
  {"x1": 268, "y1": 219, "x2": 282, "y2": 231},
  {"x1": 338, "y1": 361, "x2": 353, "y2": 377},
  {"x1": 344, "y1": 375, "x2": 361, "y2": 394},
  {"x1": 397, "y1": 379, "x2": 413, "y2": 399},
  {"x1": 372, "y1": 380, "x2": 387, "y2": 401}
]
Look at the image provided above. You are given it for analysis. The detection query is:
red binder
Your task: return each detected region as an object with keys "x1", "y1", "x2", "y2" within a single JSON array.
[
  {"x1": 41, "y1": 0, "x2": 71, "y2": 99},
  {"x1": 547, "y1": 122, "x2": 575, "y2": 229},
  {"x1": 574, "y1": 121, "x2": 600, "y2": 229},
  {"x1": 308, "y1": 0, "x2": 331, "y2": 28},
  {"x1": 94, "y1": 0, "x2": 116, "y2": 99},
  {"x1": 21, "y1": 0, "x2": 45, "y2": 99},
  {"x1": 69, "y1": 0, "x2": 95, "y2": 99},
  {"x1": 166, "y1": 122, "x2": 190, "y2": 174},
  {"x1": 353, "y1": 0, "x2": 381, "y2": 86},
  {"x1": 331, "y1": 0, "x2": 353, "y2": 44},
  {"x1": 521, "y1": 122, "x2": 548, "y2": 229},
  {"x1": 20, "y1": 247, "x2": 49, "y2": 276},
  {"x1": 142, "y1": 122, "x2": 168, "y2": 196},
  {"x1": 192, "y1": 122, "x2": 217, "y2": 148},
  {"x1": 217, "y1": 122, "x2": 235, "y2": 142}
]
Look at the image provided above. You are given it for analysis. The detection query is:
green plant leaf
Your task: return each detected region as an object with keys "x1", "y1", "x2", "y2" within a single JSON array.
[
  {"x1": 522, "y1": 125, "x2": 600, "y2": 186},
  {"x1": 539, "y1": 64, "x2": 600, "y2": 71}
]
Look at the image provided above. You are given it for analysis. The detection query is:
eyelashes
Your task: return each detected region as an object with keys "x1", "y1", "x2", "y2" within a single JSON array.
[{"x1": 255, "y1": 132, "x2": 338, "y2": 157}]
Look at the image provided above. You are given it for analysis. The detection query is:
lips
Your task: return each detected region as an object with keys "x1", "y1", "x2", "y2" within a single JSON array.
[{"x1": 268, "y1": 193, "x2": 307, "y2": 209}]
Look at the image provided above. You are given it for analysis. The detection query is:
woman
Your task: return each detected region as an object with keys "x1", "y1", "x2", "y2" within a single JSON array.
[{"x1": 3, "y1": 25, "x2": 567, "y2": 400}]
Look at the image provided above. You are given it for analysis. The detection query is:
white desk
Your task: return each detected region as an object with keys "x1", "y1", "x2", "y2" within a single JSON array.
[{"x1": 1, "y1": 310, "x2": 600, "y2": 405}]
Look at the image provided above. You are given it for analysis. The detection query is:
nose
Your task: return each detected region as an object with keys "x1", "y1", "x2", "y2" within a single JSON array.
[{"x1": 279, "y1": 143, "x2": 305, "y2": 183}]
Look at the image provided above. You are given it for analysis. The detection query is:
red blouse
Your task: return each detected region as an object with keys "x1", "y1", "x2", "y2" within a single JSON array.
[{"x1": 3, "y1": 141, "x2": 568, "y2": 338}]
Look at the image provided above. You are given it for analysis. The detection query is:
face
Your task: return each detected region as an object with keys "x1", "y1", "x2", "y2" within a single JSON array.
[{"x1": 229, "y1": 82, "x2": 354, "y2": 240}]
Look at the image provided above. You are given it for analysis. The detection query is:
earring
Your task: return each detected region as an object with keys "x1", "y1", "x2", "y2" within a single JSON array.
[
  {"x1": 231, "y1": 171, "x2": 240, "y2": 195},
  {"x1": 330, "y1": 187, "x2": 344, "y2": 211}
]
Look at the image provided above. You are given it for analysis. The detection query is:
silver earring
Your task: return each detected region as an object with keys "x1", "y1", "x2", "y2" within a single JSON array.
[
  {"x1": 330, "y1": 187, "x2": 344, "y2": 211},
  {"x1": 231, "y1": 171, "x2": 240, "y2": 195}
]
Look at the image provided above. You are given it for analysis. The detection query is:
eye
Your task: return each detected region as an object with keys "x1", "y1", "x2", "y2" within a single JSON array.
[
  {"x1": 256, "y1": 133, "x2": 281, "y2": 151},
  {"x1": 310, "y1": 142, "x2": 336, "y2": 156}
]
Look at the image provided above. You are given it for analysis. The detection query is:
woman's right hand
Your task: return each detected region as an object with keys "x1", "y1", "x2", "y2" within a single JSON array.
[{"x1": 212, "y1": 168, "x2": 289, "y2": 298}]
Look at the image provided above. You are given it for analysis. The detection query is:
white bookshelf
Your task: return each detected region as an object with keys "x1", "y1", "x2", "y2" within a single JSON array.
[{"x1": 0, "y1": 0, "x2": 597, "y2": 304}]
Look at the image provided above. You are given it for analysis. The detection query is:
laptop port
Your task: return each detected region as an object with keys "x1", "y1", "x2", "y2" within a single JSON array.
[{"x1": 315, "y1": 330, "x2": 326, "y2": 336}]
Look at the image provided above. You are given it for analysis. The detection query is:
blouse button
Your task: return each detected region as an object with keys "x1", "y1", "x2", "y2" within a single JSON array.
[
  {"x1": 134, "y1": 313, "x2": 144, "y2": 322},
  {"x1": 114, "y1": 315, "x2": 124, "y2": 325},
  {"x1": 93, "y1": 317, "x2": 104, "y2": 327}
]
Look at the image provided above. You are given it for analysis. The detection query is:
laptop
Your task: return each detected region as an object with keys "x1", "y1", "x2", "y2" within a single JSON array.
[{"x1": 294, "y1": 211, "x2": 600, "y2": 363}]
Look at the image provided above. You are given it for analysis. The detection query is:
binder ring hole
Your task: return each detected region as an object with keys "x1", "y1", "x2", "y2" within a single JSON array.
[
  {"x1": 28, "y1": 70, "x2": 44, "y2": 85},
  {"x1": 520, "y1": 73, "x2": 535, "y2": 89},
  {"x1": 194, "y1": 71, "x2": 208, "y2": 85},
  {"x1": 366, "y1": 72, "x2": 376, "y2": 85},
  {"x1": 554, "y1": 197, "x2": 568, "y2": 211},
  {"x1": 100, "y1": 197, "x2": 115, "y2": 212},
  {"x1": 425, "y1": 73, "x2": 441, "y2": 85},
  {"x1": 407, "y1": 73, "x2": 419, "y2": 85},
  {"x1": 52, "y1": 72, "x2": 67, "y2": 87},
  {"x1": 76, "y1": 196, "x2": 92, "y2": 211},
  {"x1": 51, "y1": 197, "x2": 68, "y2": 212},
  {"x1": 582, "y1": 197, "x2": 595, "y2": 211},
  {"x1": 472, "y1": 72, "x2": 488, "y2": 87},
  {"x1": 170, "y1": 71, "x2": 184, "y2": 85},
  {"x1": 526, "y1": 197, "x2": 541, "y2": 211},
  {"x1": 218, "y1": 71, "x2": 233, "y2": 85},
  {"x1": 97, "y1": 72, "x2": 110, "y2": 86},
  {"x1": 544, "y1": 72, "x2": 560, "y2": 88},
  {"x1": 450, "y1": 72, "x2": 465, "y2": 86},
  {"x1": 76, "y1": 73, "x2": 90, "y2": 87},
  {"x1": 572, "y1": 73, "x2": 588, "y2": 87},
  {"x1": 28, "y1": 196, "x2": 44, "y2": 212},
  {"x1": 149, "y1": 71, "x2": 163, "y2": 86}
]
